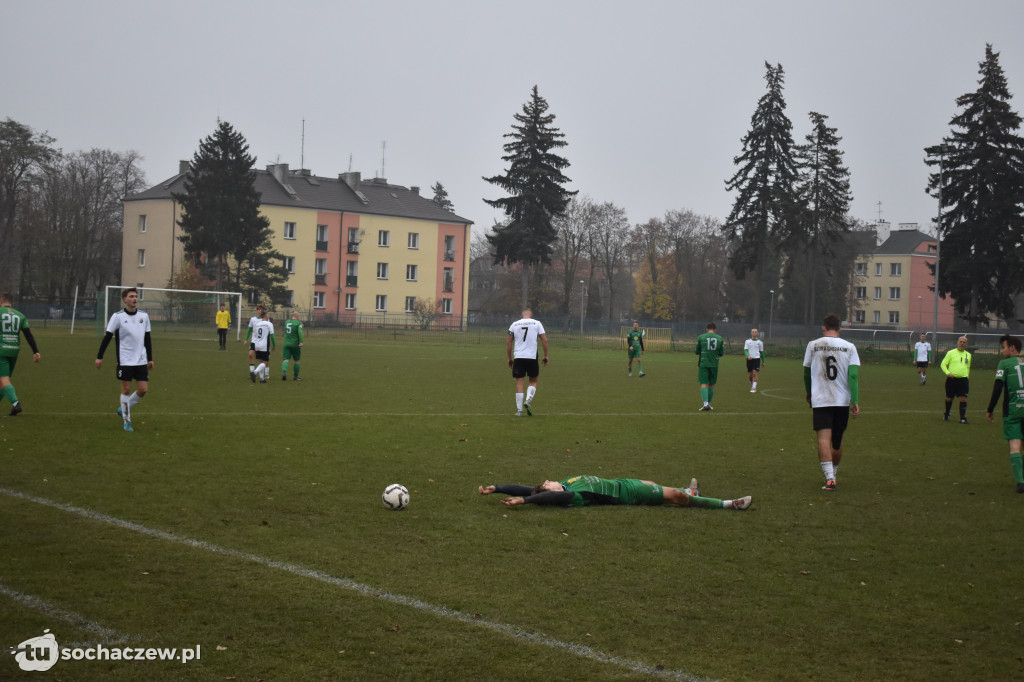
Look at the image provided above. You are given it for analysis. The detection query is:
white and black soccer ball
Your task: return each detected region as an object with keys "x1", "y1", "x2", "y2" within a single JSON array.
[{"x1": 382, "y1": 483, "x2": 410, "y2": 510}]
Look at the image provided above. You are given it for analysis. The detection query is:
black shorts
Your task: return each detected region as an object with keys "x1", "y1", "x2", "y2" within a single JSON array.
[
  {"x1": 916, "y1": 361, "x2": 929, "y2": 369},
  {"x1": 116, "y1": 364, "x2": 149, "y2": 382},
  {"x1": 746, "y1": 358, "x2": 761, "y2": 372},
  {"x1": 945, "y1": 376, "x2": 969, "y2": 399},
  {"x1": 249, "y1": 343, "x2": 256, "y2": 352},
  {"x1": 255, "y1": 350, "x2": 271, "y2": 362},
  {"x1": 812, "y1": 406, "x2": 851, "y2": 449},
  {"x1": 511, "y1": 357, "x2": 540, "y2": 379}
]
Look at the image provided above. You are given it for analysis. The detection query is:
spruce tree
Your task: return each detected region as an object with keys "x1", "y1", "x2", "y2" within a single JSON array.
[
  {"x1": 484, "y1": 85, "x2": 576, "y2": 309},
  {"x1": 723, "y1": 63, "x2": 800, "y2": 326},
  {"x1": 430, "y1": 182, "x2": 454, "y2": 212},
  {"x1": 926, "y1": 44, "x2": 1024, "y2": 330},
  {"x1": 175, "y1": 120, "x2": 288, "y2": 302},
  {"x1": 790, "y1": 111, "x2": 852, "y2": 325}
]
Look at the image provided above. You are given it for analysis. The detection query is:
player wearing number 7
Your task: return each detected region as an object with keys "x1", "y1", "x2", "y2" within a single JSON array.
[
  {"x1": 506, "y1": 308, "x2": 548, "y2": 417},
  {"x1": 803, "y1": 314, "x2": 860, "y2": 491}
]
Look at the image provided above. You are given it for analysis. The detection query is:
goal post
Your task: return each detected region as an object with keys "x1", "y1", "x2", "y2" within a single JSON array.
[{"x1": 102, "y1": 286, "x2": 243, "y2": 340}]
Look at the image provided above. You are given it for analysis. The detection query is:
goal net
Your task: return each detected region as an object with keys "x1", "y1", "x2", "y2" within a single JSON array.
[{"x1": 101, "y1": 286, "x2": 243, "y2": 339}]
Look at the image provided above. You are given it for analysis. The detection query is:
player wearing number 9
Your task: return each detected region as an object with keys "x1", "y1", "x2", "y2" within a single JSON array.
[{"x1": 802, "y1": 314, "x2": 860, "y2": 491}]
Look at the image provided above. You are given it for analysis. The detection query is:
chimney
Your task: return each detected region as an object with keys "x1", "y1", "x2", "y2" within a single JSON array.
[
  {"x1": 179, "y1": 160, "x2": 190, "y2": 175},
  {"x1": 339, "y1": 171, "x2": 361, "y2": 190},
  {"x1": 267, "y1": 163, "x2": 290, "y2": 184},
  {"x1": 410, "y1": 186, "x2": 420, "y2": 195}
]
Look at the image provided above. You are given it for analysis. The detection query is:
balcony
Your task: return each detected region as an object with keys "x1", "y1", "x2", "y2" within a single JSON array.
[
  {"x1": 443, "y1": 251, "x2": 455, "y2": 262},
  {"x1": 347, "y1": 242, "x2": 360, "y2": 254},
  {"x1": 314, "y1": 274, "x2": 327, "y2": 285},
  {"x1": 346, "y1": 276, "x2": 358, "y2": 287},
  {"x1": 315, "y1": 240, "x2": 329, "y2": 252}
]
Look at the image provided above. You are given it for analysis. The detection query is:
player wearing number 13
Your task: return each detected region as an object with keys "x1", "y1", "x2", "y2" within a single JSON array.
[
  {"x1": 803, "y1": 314, "x2": 860, "y2": 491},
  {"x1": 696, "y1": 322, "x2": 724, "y2": 411},
  {"x1": 0, "y1": 293, "x2": 41, "y2": 416}
]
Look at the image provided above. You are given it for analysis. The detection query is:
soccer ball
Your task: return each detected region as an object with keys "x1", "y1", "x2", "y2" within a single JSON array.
[{"x1": 382, "y1": 484, "x2": 410, "y2": 510}]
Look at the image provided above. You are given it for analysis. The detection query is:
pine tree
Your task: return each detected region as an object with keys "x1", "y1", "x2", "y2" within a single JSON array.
[
  {"x1": 484, "y1": 85, "x2": 576, "y2": 309},
  {"x1": 926, "y1": 44, "x2": 1024, "y2": 331},
  {"x1": 175, "y1": 120, "x2": 288, "y2": 303},
  {"x1": 723, "y1": 63, "x2": 800, "y2": 326},
  {"x1": 430, "y1": 182, "x2": 454, "y2": 212},
  {"x1": 790, "y1": 111, "x2": 852, "y2": 325}
]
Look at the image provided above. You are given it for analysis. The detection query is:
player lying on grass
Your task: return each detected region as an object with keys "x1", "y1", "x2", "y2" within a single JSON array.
[{"x1": 478, "y1": 475, "x2": 751, "y2": 510}]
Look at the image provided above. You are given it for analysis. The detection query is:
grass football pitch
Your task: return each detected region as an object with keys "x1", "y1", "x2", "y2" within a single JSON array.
[{"x1": 1, "y1": 329, "x2": 1022, "y2": 681}]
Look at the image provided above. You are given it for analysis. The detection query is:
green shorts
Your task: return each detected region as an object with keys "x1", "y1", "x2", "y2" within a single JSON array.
[
  {"x1": 698, "y1": 366, "x2": 718, "y2": 385},
  {"x1": 615, "y1": 479, "x2": 664, "y2": 505},
  {"x1": 0, "y1": 355, "x2": 16, "y2": 378},
  {"x1": 283, "y1": 346, "x2": 302, "y2": 362},
  {"x1": 628, "y1": 347, "x2": 642, "y2": 359},
  {"x1": 1004, "y1": 416, "x2": 1024, "y2": 441}
]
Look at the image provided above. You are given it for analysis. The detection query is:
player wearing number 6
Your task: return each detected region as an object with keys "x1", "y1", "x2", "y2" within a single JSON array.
[{"x1": 803, "y1": 314, "x2": 860, "y2": 491}]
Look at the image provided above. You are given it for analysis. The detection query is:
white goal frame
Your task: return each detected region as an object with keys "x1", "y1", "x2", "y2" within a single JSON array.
[{"x1": 103, "y1": 285, "x2": 244, "y2": 340}]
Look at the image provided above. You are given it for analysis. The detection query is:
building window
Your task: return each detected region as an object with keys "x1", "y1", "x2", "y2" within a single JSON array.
[
  {"x1": 854, "y1": 262, "x2": 866, "y2": 275},
  {"x1": 377, "y1": 262, "x2": 389, "y2": 280},
  {"x1": 443, "y1": 267, "x2": 454, "y2": 292},
  {"x1": 875, "y1": 263, "x2": 883, "y2": 276},
  {"x1": 137, "y1": 249, "x2": 146, "y2": 267},
  {"x1": 405, "y1": 296, "x2": 416, "y2": 313},
  {"x1": 284, "y1": 222, "x2": 297, "y2": 239},
  {"x1": 285, "y1": 290, "x2": 294, "y2": 306},
  {"x1": 408, "y1": 232, "x2": 419, "y2": 249},
  {"x1": 874, "y1": 287, "x2": 882, "y2": 300},
  {"x1": 346, "y1": 260, "x2": 358, "y2": 287},
  {"x1": 283, "y1": 256, "x2": 295, "y2": 273},
  {"x1": 890, "y1": 263, "x2": 902, "y2": 276},
  {"x1": 872, "y1": 310, "x2": 880, "y2": 324},
  {"x1": 889, "y1": 287, "x2": 901, "y2": 300},
  {"x1": 444, "y1": 235, "x2": 456, "y2": 261},
  {"x1": 855, "y1": 287, "x2": 867, "y2": 300},
  {"x1": 248, "y1": 291, "x2": 260, "y2": 304},
  {"x1": 889, "y1": 311, "x2": 900, "y2": 324},
  {"x1": 137, "y1": 285, "x2": 145, "y2": 300},
  {"x1": 378, "y1": 230, "x2": 390, "y2": 247},
  {"x1": 139, "y1": 215, "x2": 147, "y2": 233},
  {"x1": 442, "y1": 297, "x2": 452, "y2": 315},
  {"x1": 347, "y1": 227, "x2": 360, "y2": 254},
  {"x1": 406, "y1": 264, "x2": 418, "y2": 281},
  {"x1": 313, "y1": 291, "x2": 326, "y2": 309},
  {"x1": 854, "y1": 310, "x2": 865, "y2": 323},
  {"x1": 375, "y1": 295, "x2": 387, "y2": 312},
  {"x1": 316, "y1": 224, "x2": 328, "y2": 251},
  {"x1": 345, "y1": 293, "x2": 356, "y2": 310},
  {"x1": 315, "y1": 258, "x2": 327, "y2": 275}
]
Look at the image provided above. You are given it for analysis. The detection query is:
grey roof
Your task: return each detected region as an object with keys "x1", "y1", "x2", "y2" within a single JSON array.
[
  {"x1": 126, "y1": 168, "x2": 473, "y2": 225},
  {"x1": 874, "y1": 229, "x2": 935, "y2": 255}
]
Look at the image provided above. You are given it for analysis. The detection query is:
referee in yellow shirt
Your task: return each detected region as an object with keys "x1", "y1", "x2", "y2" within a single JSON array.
[
  {"x1": 216, "y1": 303, "x2": 231, "y2": 350},
  {"x1": 940, "y1": 335, "x2": 971, "y2": 423}
]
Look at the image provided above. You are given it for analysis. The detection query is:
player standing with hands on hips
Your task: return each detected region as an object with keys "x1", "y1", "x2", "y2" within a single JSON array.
[
  {"x1": 626, "y1": 320, "x2": 645, "y2": 377},
  {"x1": 96, "y1": 287, "x2": 153, "y2": 432},
  {"x1": 803, "y1": 314, "x2": 860, "y2": 491},
  {"x1": 507, "y1": 308, "x2": 548, "y2": 417}
]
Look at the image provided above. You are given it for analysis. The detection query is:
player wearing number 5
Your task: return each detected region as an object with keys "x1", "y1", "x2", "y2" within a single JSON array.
[
  {"x1": 0, "y1": 293, "x2": 41, "y2": 416},
  {"x1": 507, "y1": 308, "x2": 548, "y2": 417},
  {"x1": 803, "y1": 314, "x2": 860, "y2": 491},
  {"x1": 696, "y1": 322, "x2": 724, "y2": 411}
]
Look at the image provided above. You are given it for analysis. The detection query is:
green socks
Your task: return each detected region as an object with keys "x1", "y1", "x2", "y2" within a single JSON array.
[
  {"x1": 686, "y1": 495, "x2": 725, "y2": 509},
  {"x1": 293, "y1": 362, "x2": 300, "y2": 378},
  {"x1": 2, "y1": 385, "x2": 16, "y2": 405},
  {"x1": 700, "y1": 387, "x2": 708, "y2": 403},
  {"x1": 1011, "y1": 452, "x2": 1023, "y2": 484}
]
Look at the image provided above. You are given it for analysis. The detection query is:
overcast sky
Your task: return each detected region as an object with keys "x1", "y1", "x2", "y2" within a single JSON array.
[{"x1": 4, "y1": 0, "x2": 1023, "y2": 236}]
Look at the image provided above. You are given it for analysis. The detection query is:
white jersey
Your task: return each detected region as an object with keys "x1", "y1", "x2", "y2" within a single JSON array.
[
  {"x1": 744, "y1": 338, "x2": 764, "y2": 359},
  {"x1": 915, "y1": 341, "x2": 931, "y2": 362},
  {"x1": 251, "y1": 319, "x2": 275, "y2": 352},
  {"x1": 508, "y1": 317, "x2": 546, "y2": 359},
  {"x1": 247, "y1": 315, "x2": 260, "y2": 338},
  {"x1": 105, "y1": 308, "x2": 151, "y2": 366},
  {"x1": 803, "y1": 335, "x2": 860, "y2": 408}
]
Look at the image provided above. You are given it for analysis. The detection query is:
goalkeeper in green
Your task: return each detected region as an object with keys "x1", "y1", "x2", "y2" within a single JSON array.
[
  {"x1": 626, "y1": 321, "x2": 646, "y2": 377},
  {"x1": 985, "y1": 334, "x2": 1024, "y2": 494},
  {"x1": 281, "y1": 311, "x2": 304, "y2": 381},
  {"x1": 478, "y1": 475, "x2": 751, "y2": 510}
]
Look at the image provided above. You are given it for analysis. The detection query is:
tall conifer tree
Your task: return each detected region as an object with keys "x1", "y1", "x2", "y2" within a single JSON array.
[
  {"x1": 927, "y1": 44, "x2": 1024, "y2": 330},
  {"x1": 723, "y1": 63, "x2": 800, "y2": 326},
  {"x1": 430, "y1": 182, "x2": 454, "y2": 212},
  {"x1": 484, "y1": 85, "x2": 575, "y2": 309}
]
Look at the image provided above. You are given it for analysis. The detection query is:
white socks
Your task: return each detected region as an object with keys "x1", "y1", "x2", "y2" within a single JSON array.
[
  {"x1": 820, "y1": 461, "x2": 836, "y2": 480},
  {"x1": 516, "y1": 393, "x2": 524, "y2": 411},
  {"x1": 526, "y1": 386, "x2": 536, "y2": 404}
]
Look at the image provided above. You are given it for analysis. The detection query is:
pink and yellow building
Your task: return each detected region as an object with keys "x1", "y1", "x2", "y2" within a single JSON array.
[{"x1": 122, "y1": 163, "x2": 472, "y2": 324}]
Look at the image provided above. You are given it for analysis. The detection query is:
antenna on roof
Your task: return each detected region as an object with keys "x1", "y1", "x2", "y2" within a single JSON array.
[
  {"x1": 301, "y1": 119, "x2": 305, "y2": 170},
  {"x1": 381, "y1": 140, "x2": 386, "y2": 179},
  {"x1": 348, "y1": 153, "x2": 353, "y2": 172},
  {"x1": 876, "y1": 200, "x2": 883, "y2": 222}
]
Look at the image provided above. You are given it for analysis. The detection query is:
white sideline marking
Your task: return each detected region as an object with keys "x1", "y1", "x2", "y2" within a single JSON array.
[
  {"x1": 63, "y1": 409, "x2": 933, "y2": 418},
  {"x1": 0, "y1": 487, "x2": 710, "y2": 682},
  {"x1": 0, "y1": 579, "x2": 133, "y2": 648}
]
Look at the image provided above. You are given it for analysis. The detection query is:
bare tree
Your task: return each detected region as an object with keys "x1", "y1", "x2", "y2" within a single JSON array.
[
  {"x1": 588, "y1": 201, "x2": 630, "y2": 322},
  {"x1": 552, "y1": 196, "x2": 596, "y2": 315}
]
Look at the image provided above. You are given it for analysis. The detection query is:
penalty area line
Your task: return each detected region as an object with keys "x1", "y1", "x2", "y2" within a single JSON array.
[
  {"x1": 0, "y1": 579, "x2": 134, "y2": 649},
  {"x1": 0, "y1": 487, "x2": 711, "y2": 682}
]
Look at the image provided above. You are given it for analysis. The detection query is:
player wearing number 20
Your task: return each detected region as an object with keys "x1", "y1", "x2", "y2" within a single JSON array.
[{"x1": 803, "y1": 314, "x2": 860, "y2": 491}]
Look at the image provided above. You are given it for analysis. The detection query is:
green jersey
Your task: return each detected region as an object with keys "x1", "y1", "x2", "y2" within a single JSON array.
[
  {"x1": 990, "y1": 356, "x2": 1024, "y2": 420},
  {"x1": 0, "y1": 307, "x2": 30, "y2": 357},
  {"x1": 696, "y1": 332, "x2": 724, "y2": 368},
  {"x1": 283, "y1": 319, "x2": 304, "y2": 347},
  {"x1": 626, "y1": 329, "x2": 645, "y2": 351}
]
